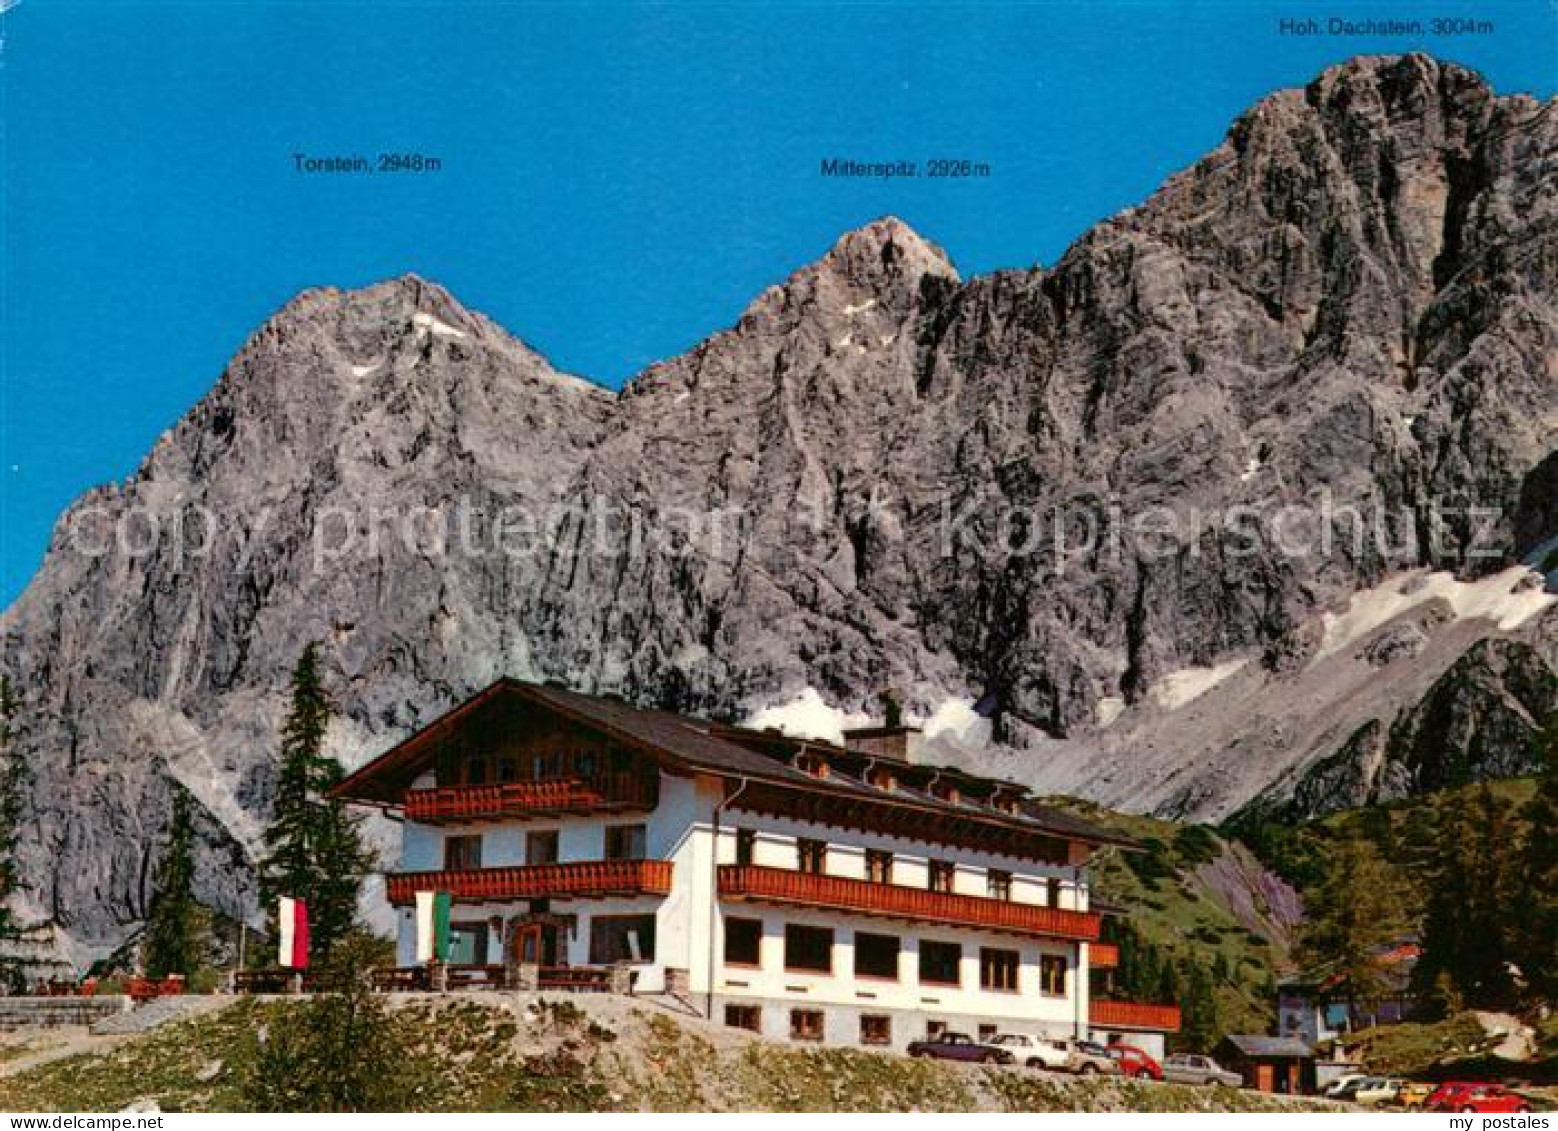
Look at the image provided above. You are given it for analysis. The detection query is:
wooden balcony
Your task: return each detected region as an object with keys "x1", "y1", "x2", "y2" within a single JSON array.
[
  {"x1": 1090, "y1": 942, "x2": 1119, "y2": 969},
  {"x1": 403, "y1": 773, "x2": 657, "y2": 823},
  {"x1": 386, "y1": 859, "x2": 674, "y2": 905},
  {"x1": 1090, "y1": 1000, "x2": 1182, "y2": 1032},
  {"x1": 716, "y1": 865, "x2": 1101, "y2": 941}
]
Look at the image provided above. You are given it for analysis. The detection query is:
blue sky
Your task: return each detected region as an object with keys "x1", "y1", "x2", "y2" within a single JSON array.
[{"x1": 2, "y1": 1, "x2": 1554, "y2": 606}]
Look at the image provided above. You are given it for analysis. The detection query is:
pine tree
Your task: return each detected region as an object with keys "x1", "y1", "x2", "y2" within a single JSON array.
[
  {"x1": 143, "y1": 787, "x2": 203, "y2": 978},
  {"x1": 1298, "y1": 838, "x2": 1405, "y2": 1016},
  {"x1": 1414, "y1": 785, "x2": 1519, "y2": 1011},
  {"x1": 1516, "y1": 719, "x2": 1556, "y2": 1001},
  {"x1": 1181, "y1": 961, "x2": 1220, "y2": 1053},
  {"x1": 0, "y1": 677, "x2": 29, "y2": 991},
  {"x1": 259, "y1": 645, "x2": 371, "y2": 964}
]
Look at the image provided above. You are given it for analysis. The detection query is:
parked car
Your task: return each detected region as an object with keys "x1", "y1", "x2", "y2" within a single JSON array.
[
  {"x1": 1106, "y1": 1043, "x2": 1164, "y2": 1080},
  {"x1": 991, "y1": 1033, "x2": 1071, "y2": 1071},
  {"x1": 1355, "y1": 1078, "x2": 1407, "y2": 1105},
  {"x1": 1423, "y1": 1082, "x2": 1488, "y2": 1111},
  {"x1": 1430, "y1": 1084, "x2": 1532, "y2": 1114},
  {"x1": 1324, "y1": 1074, "x2": 1369, "y2": 1100},
  {"x1": 1162, "y1": 1053, "x2": 1242, "y2": 1087},
  {"x1": 906, "y1": 1031, "x2": 1015, "y2": 1065},
  {"x1": 1069, "y1": 1039, "x2": 1124, "y2": 1076},
  {"x1": 1392, "y1": 1081, "x2": 1435, "y2": 1110}
]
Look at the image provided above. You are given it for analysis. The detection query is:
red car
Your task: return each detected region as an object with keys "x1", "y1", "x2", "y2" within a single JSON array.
[
  {"x1": 1425, "y1": 1083, "x2": 1531, "y2": 1114},
  {"x1": 1107, "y1": 1043, "x2": 1164, "y2": 1081}
]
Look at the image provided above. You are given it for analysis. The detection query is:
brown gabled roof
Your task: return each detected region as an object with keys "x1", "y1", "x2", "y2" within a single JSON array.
[{"x1": 331, "y1": 677, "x2": 1136, "y2": 851}]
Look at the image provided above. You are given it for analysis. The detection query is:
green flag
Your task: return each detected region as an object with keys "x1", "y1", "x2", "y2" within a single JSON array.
[{"x1": 433, "y1": 890, "x2": 452, "y2": 962}]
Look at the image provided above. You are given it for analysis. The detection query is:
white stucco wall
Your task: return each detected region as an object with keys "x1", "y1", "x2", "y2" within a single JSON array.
[{"x1": 391, "y1": 767, "x2": 1105, "y2": 1041}]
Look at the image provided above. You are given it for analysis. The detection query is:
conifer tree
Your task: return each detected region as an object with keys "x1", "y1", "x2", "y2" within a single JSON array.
[
  {"x1": 1414, "y1": 785, "x2": 1519, "y2": 1011},
  {"x1": 143, "y1": 787, "x2": 203, "y2": 978},
  {"x1": 1516, "y1": 715, "x2": 1556, "y2": 1002},
  {"x1": 1298, "y1": 838, "x2": 1404, "y2": 1016},
  {"x1": 259, "y1": 645, "x2": 371, "y2": 963},
  {"x1": 1180, "y1": 961, "x2": 1220, "y2": 1053}
]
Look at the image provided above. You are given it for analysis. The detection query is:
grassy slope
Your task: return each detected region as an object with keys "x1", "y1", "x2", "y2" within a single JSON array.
[
  {"x1": 1044, "y1": 798, "x2": 1297, "y2": 1037},
  {"x1": 1, "y1": 996, "x2": 1338, "y2": 1113}
]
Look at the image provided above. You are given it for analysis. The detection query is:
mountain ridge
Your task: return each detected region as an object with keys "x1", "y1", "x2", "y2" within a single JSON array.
[{"x1": 2, "y1": 53, "x2": 1554, "y2": 957}]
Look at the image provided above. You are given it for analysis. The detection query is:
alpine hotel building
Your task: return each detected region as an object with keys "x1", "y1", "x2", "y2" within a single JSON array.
[{"x1": 334, "y1": 679, "x2": 1180, "y2": 1054}]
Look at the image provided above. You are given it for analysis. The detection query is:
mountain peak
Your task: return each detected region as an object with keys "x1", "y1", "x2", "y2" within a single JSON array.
[{"x1": 820, "y1": 216, "x2": 960, "y2": 286}]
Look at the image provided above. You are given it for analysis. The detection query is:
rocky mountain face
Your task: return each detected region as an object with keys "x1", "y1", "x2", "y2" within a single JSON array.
[
  {"x1": 1239, "y1": 637, "x2": 1556, "y2": 823},
  {"x1": 2, "y1": 54, "x2": 1554, "y2": 955}
]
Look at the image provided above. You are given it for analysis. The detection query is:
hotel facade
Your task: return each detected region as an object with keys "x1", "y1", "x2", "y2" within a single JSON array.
[{"x1": 334, "y1": 679, "x2": 1180, "y2": 1054}]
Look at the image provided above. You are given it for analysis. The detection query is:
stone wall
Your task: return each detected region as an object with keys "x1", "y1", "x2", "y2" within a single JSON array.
[{"x1": 0, "y1": 995, "x2": 132, "y2": 1030}]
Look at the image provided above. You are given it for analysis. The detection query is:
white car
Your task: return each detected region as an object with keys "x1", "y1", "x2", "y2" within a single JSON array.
[
  {"x1": 1354, "y1": 1078, "x2": 1405, "y2": 1105},
  {"x1": 990, "y1": 1033, "x2": 1072, "y2": 1070},
  {"x1": 1323, "y1": 1073, "x2": 1369, "y2": 1099}
]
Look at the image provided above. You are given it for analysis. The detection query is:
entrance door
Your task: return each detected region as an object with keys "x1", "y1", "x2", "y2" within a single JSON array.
[
  {"x1": 1255, "y1": 1064, "x2": 1274, "y2": 1092},
  {"x1": 514, "y1": 923, "x2": 560, "y2": 967}
]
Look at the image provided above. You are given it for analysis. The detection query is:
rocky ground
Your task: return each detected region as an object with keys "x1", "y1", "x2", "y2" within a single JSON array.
[{"x1": 0, "y1": 992, "x2": 1341, "y2": 1113}]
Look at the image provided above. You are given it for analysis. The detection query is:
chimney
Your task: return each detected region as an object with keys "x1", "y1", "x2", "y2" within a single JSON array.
[{"x1": 842, "y1": 724, "x2": 923, "y2": 763}]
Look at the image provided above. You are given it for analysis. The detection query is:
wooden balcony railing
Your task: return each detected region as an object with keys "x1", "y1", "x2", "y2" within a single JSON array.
[
  {"x1": 716, "y1": 865, "x2": 1102, "y2": 941},
  {"x1": 386, "y1": 858, "x2": 674, "y2": 905},
  {"x1": 404, "y1": 773, "x2": 657, "y2": 823},
  {"x1": 1090, "y1": 1000, "x2": 1182, "y2": 1032},
  {"x1": 1090, "y1": 942, "x2": 1120, "y2": 969}
]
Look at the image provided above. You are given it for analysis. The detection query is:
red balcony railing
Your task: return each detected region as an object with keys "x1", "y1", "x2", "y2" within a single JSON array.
[
  {"x1": 716, "y1": 865, "x2": 1101, "y2": 941},
  {"x1": 1090, "y1": 942, "x2": 1120, "y2": 969},
  {"x1": 403, "y1": 773, "x2": 657, "y2": 822},
  {"x1": 386, "y1": 859, "x2": 674, "y2": 905},
  {"x1": 1090, "y1": 1000, "x2": 1182, "y2": 1032}
]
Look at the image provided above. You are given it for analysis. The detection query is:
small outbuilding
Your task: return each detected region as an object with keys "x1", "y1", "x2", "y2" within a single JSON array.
[{"x1": 1216, "y1": 1034, "x2": 1316, "y2": 1094}]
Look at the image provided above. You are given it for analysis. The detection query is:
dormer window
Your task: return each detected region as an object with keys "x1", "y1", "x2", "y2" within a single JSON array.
[
  {"x1": 866, "y1": 766, "x2": 897, "y2": 791},
  {"x1": 796, "y1": 753, "x2": 829, "y2": 779},
  {"x1": 991, "y1": 791, "x2": 1021, "y2": 815},
  {"x1": 929, "y1": 781, "x2": 961, "y2": 805}
]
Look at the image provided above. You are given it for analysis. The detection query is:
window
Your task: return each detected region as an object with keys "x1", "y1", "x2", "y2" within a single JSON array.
[
  {"x1": 724, "y1": 917, "x2": 762, "y2": 966},
  {"x1": 919, "y1": 940, "x2": 961, "y2": 986},
  {"x1": 926, "y1": 1020, "x2": 948, "y2": 1039},
  {"x1": 725, "y1": 1004, "x2": 761, "y2": 1033},
  {"x1": 978, "y1": 1023, "x2": 998, "y2": 1042},
  {"x1": 987, "y1": 869, "x2": 1012, "y2": 901},
  {"x1": 865, "y1": 849, "x2": 893, "y2": 884},
  {"x1": 790, "y1": 1009, "x2": 824, "y2": 1042},
  {"x1": 784, "y1": 924, "x2": 833, "y2": 972},
  {"x1": 928, "y1": 860, "x2": 955, "y2": 893},
  {"x1": 735, "y1": 828, "x2": 757, "y2": 866},
  {"x1": 496, "y1": 757, "x2": 518, "y2": 783},
  {"x1": 797, "y1": 838, "x2": 827, "y2": 875},
  {"x1": 860, "y1": 1015, "x2": 891, "y2": 1046},
  {"x1": 526, "y1": 830, "x2": 559, "y2": 866},
  {"x1": 797, "y1": 754, "x2": 829, "y2": 779},
  {"x1": 464, "y1": 757, "x2": 488, "y2": 785},
  {"x1": 443, "y1": 835, "x2": 482, "y2": 871},
  {"x1": 605, "y1": 823, "x2": 647, "y2": 860},
  {"x1": 866, "y1": 767, "x2": 896, "y2": 791},
  {"x1": 1039, "y1": 954, "x2": 1068, "y2": 996},
  {"x1": 1046, "y1": 877, "x2": 1063, "y2": 907},
  {"x1": 589, "y1": 914, "x2": 656, "y2": 964},
  {"x1": 447, "y1": 923, "x2": 488, "y2": 965},
  {"x1": 854, "y1": 932, "x2": 900, "y2": 979},
  {"x1": 980, "y1": 947, "x2": 1020, "y2": 992}
]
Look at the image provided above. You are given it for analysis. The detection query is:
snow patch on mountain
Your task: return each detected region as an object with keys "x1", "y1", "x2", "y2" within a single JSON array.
[
  {"x1": 1148, "y1": 659, "x2": 1251, "y2": 710},
  {"x1": 742, "y1": 688, "x2": 874, "y2": 744},
  {"x1": 1316, "y1": 566, "x2": 1557, "y2": 660}
]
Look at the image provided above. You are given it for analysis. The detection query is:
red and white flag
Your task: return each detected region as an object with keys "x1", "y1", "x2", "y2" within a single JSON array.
[{"x1": 277, "y1": 896, "x2": 310, "y2": 969}]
